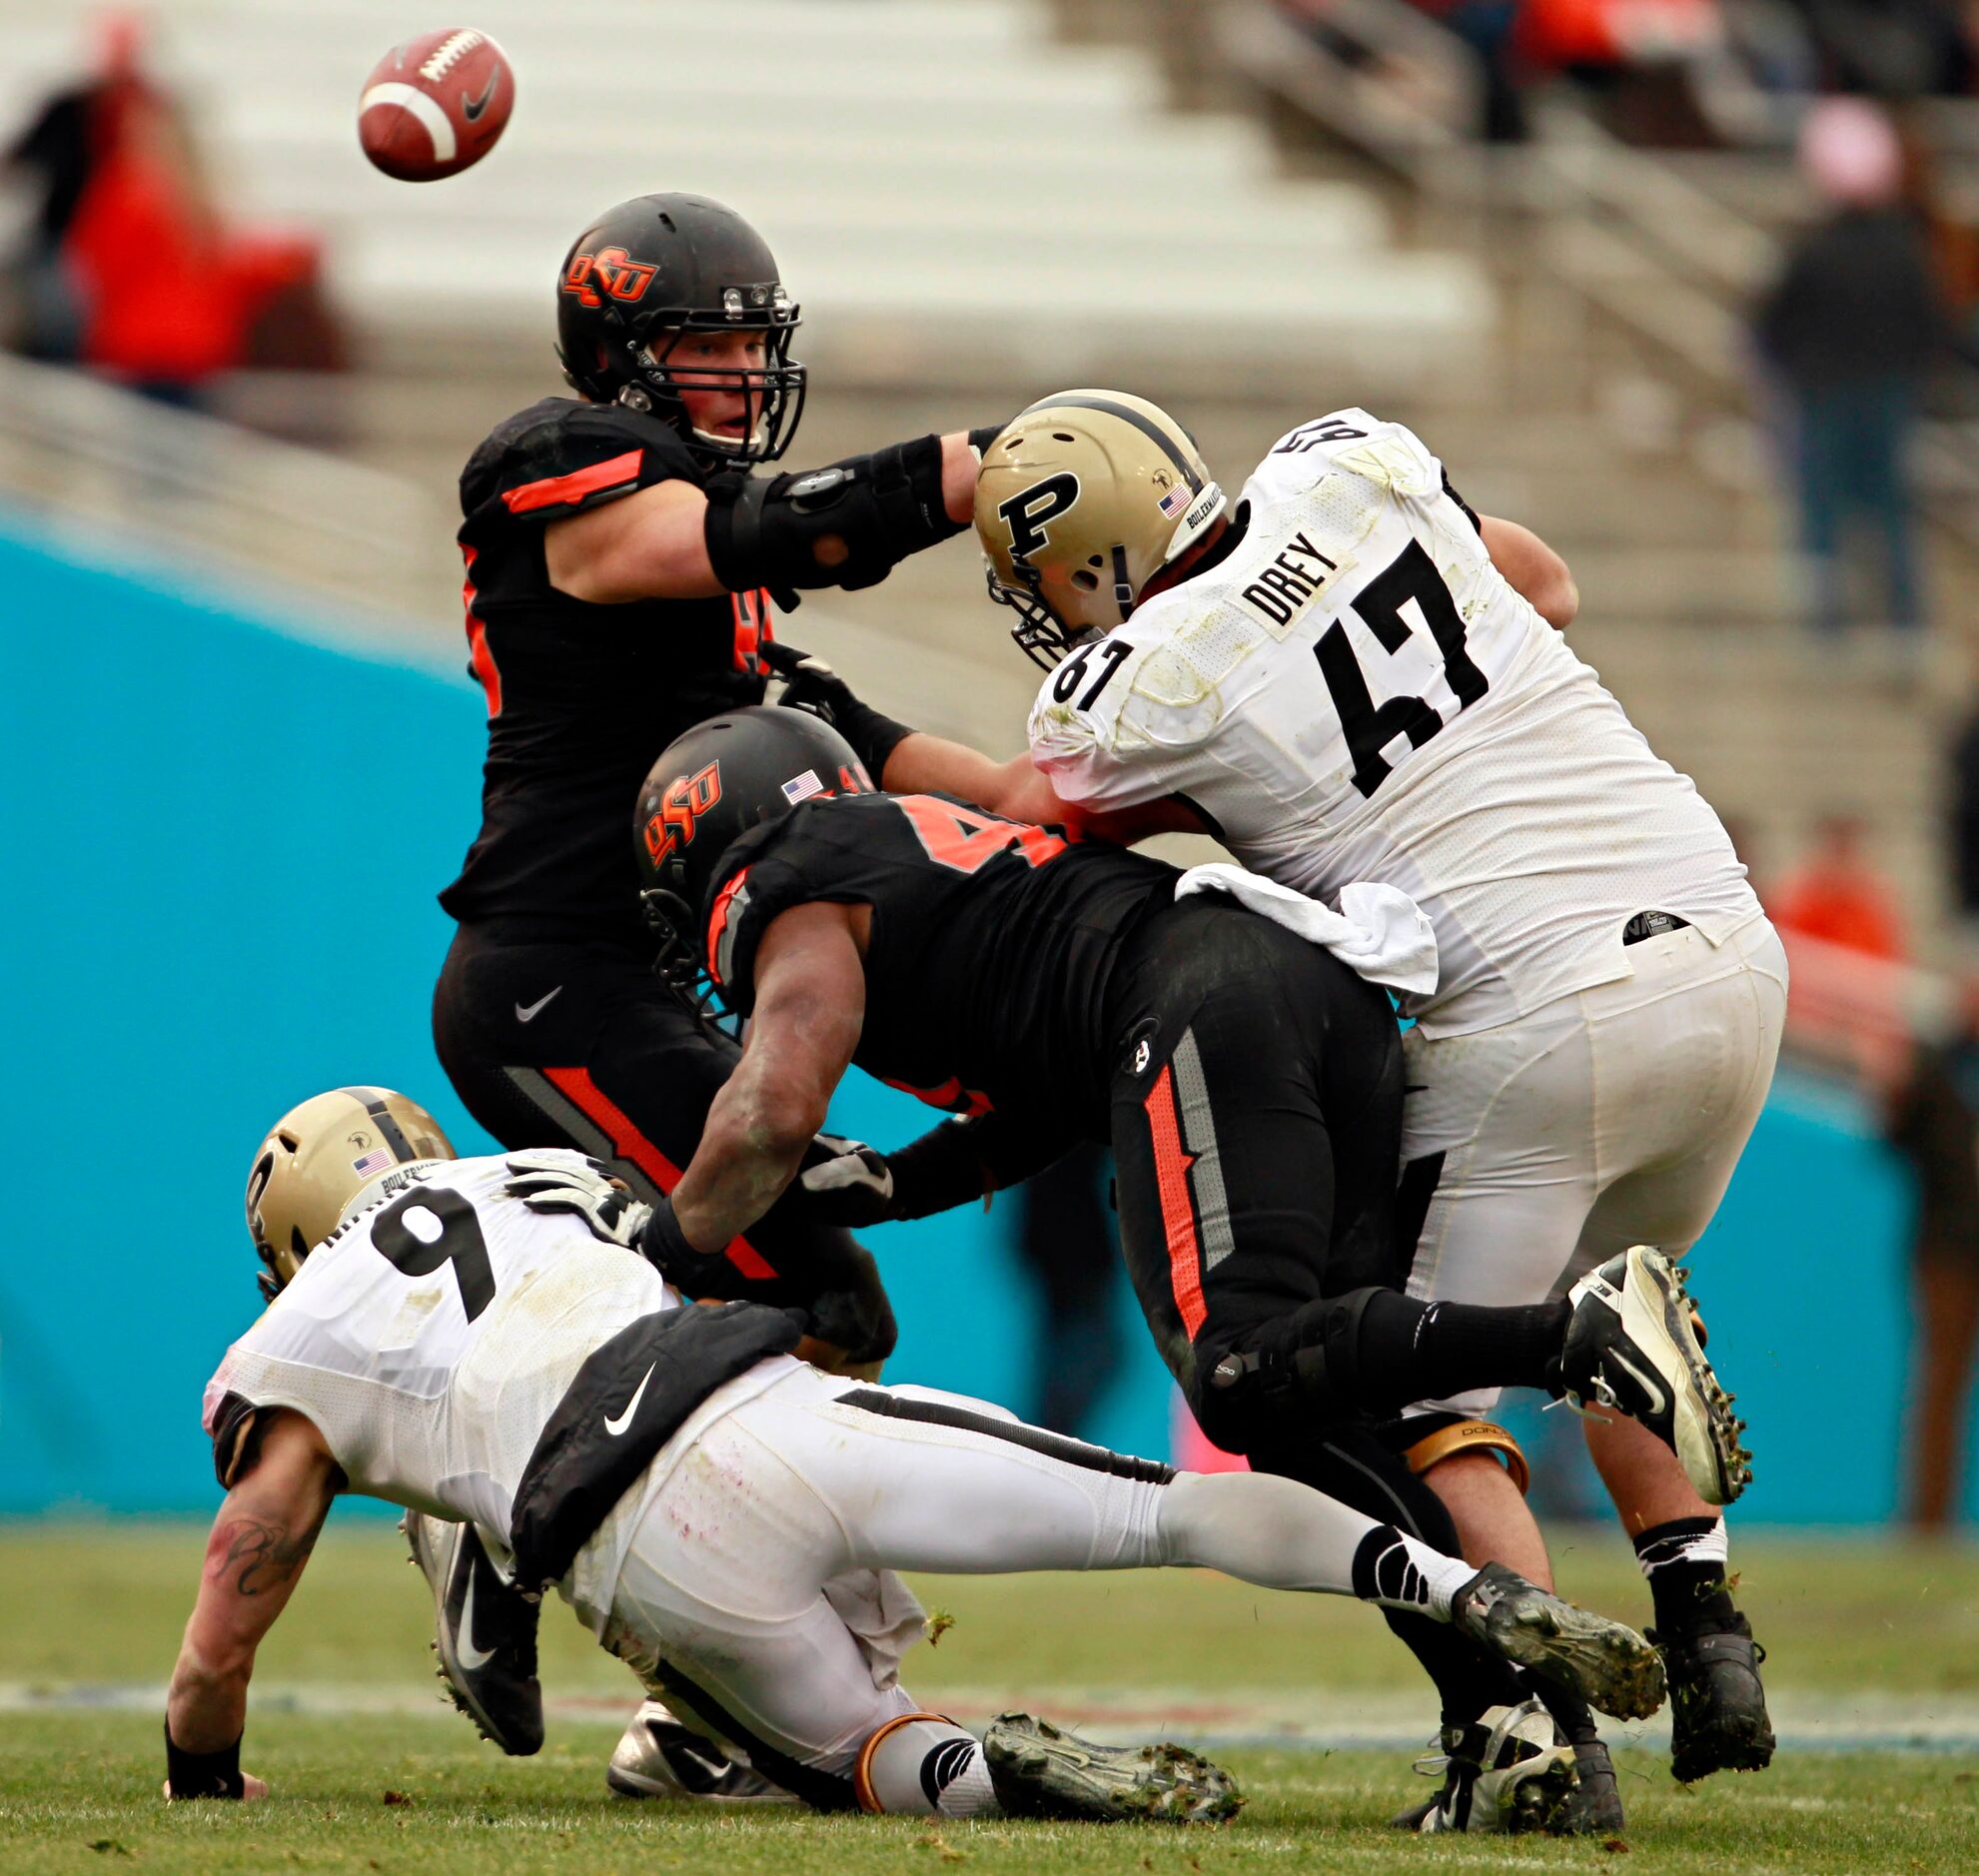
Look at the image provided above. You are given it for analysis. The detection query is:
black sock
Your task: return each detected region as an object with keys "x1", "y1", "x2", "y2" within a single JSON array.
[
  {"x1": 1255, "y1": 1429, "x2": 1525, "y2": 1727},
  {"x1": 1531, "y1": 1676, "x2": 1600, "y2": 1746},
  {"x1": 1634, "y1": 1515, "x2": 1736, "y2": 1632},
  {"x1": 1359, "y1": 1293, "x2": 1571, "y2": 1405}
]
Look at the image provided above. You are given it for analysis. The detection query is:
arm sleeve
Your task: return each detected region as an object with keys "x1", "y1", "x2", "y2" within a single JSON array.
[{"x1": 887, "y1": 1113, "x2": 1079, "y2": 1220}]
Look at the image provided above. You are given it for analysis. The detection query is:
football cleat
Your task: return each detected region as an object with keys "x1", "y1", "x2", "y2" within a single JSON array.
[
  {"x1": 1559, "y1": 1246, "x2": 1752, "y2": 1505},
  {"x1": 1451, "y1": 1562, "x2": 1666, "y2": 1721},
  {"x1": 606, "y1": 1700, "x2": 798, "y2": 1803},
  {"x1": 982, "y1": 1713, "x2": 1243, "y2": 1824},
  {"x1": 1394, "y1": 1700, "x2": 1578, "y2": 1834},
  {"x1": 403, "y1": 1510, "x2": 542, "y2": 1756},
  {"x1": 1654, "y1": 1613, "x2": 1776, "y2": 1782},
  {"x1": 1557, "y1": 1739, "x2": 1626, "y2": 1833}
]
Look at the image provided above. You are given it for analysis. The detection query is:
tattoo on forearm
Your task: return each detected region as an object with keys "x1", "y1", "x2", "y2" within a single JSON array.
[{"x1": 215, "y1": 1517, "x2": 318, "y2": 1596}]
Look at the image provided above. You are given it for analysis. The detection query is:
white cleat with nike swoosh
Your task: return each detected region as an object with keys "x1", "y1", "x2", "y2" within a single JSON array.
[
  {"x1": 404, "y1": 1510, "x2": 544, "y2": 1755},
  {"x1": 1558, "y1": 1247, "x2": 1752, "y2": 1505}
]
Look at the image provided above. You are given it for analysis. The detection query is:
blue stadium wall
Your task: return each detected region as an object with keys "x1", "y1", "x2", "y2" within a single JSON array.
[{"x1": 0, "y1": 521, "x2": 1948, "y2": 1523}]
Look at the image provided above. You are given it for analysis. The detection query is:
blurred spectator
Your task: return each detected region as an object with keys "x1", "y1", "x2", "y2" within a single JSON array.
[
  {"x1": 1951, "y1": 694, "x2": 1979, "y2": 939},
  {"x1": 1878, "y1": 993, "x2": 1979, "y2": 1530},
  {"x1": 1008, "y1": 1142, "x2": 1126, "y2": 1438},
  {"x1": 1788, "y1": 0, "x2": 1975, "y2": 98},
  {"x1": 1752, "y1": 98, "x2": 1947, "y2": 642},
  {"x1": 1771, "y1": 813, "x2": 1906, "y2": 958},
  {"x1": 2, "y1": 13, "x2": 341, "y2": 406}
]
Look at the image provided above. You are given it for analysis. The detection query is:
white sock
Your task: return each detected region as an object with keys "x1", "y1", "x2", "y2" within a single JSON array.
[{"x1": 861, "y1": 1717, "x2": 999, "y2": 1817}]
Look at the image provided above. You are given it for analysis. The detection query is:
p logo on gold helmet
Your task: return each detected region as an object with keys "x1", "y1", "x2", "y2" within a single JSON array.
[
  {"x1": 974, "y1": 391, "x2": 1225, "y2": 670},
  {"x1": 244, "y1": 1087, "x2": 456, "y2": 1304}
]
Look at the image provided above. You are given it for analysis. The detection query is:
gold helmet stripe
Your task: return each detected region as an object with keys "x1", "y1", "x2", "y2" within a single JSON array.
[
  {"x1": 335, "y1": 1084, "x2": 418, "y2": 1162},
  {"x1": 1018, "y1": 393, "x2": 1203, "y2": 494}
]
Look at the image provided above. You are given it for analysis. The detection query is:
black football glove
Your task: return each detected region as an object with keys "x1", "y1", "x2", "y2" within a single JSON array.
[{"x1": 759, "y1": 639, "x2": 916, "y2": 784}]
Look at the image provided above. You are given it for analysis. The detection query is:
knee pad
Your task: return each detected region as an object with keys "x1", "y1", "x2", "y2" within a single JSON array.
[
  {"x1": 1397, "y1": 1415, "x2": 1531, "y2": 1496},
  {"x1": 1192, "y1": 1287, "x2": 1386, "y2": 1451}
]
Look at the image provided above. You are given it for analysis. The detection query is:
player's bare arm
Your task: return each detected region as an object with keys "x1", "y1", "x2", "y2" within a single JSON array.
[
  {"x1": 546, "y1": 433, "x2": 984, "y2": 604},
  {"x1": 165, "y1": 1407, "x2": 342, "y2": 1797},
  {"x1": 669, "y1": 900, "x2": 869, "y2": 1251},
  {"x1": 1479, "y1": 514, "x2": 1578, "y2": 629},
  {"x1": 880, "y1": 732, "x2": 1204, "y2": 841}
]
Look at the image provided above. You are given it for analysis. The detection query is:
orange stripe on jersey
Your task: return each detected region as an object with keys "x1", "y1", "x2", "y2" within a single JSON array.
[
  {"x1": 461, "y1": 545, "x2": 502, "y2": 719},
  {"x1": 731, "y1": 587, "x2": 771, "y2": 672},
  {"x1": 539, "y1": 1065, "x2": 778, "y2": 1282},
  {"x1": 499, "y1": 449, "x2": 642, "y2": 515},
  {"x1": 1145, "y1": 1063, "x2": 1206, "y2": 1337},
  {"x1": 878, "y1": 1073, "x2": 995, "y2": 1119},
  {"x1": 703, "y1": 865, "x2": 752, "y2": 989}
]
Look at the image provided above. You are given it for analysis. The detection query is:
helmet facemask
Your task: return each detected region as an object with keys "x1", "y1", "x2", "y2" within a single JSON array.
[
  {"x1": 974, "y1": 392, "x2": 1225, "y2": 674},
  {"x1": 616, "y1": 304, "x2": 806, "y2": 466}
]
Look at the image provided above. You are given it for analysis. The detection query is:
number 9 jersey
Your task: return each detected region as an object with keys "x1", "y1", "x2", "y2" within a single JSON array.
[{"x1": 1026, "y1": 410, "x2": 1761, "y2": 1040}]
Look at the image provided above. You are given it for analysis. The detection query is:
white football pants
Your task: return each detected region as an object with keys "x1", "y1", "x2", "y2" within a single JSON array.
[
  {"x1": 1400, "y1": 914, "x2": 1788, "y2": 1419},
  {"x1": 590, "y1": 1363, "x2": 1440, "y2": 1804}
]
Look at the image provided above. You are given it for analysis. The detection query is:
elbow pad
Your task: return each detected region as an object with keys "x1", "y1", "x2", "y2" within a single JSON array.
[{"x1": 703, "y1": 434, "x2": 963, "y2": 596}]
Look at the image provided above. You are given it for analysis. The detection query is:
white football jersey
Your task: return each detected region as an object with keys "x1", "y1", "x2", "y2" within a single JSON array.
[
  {"x1": 203, "y1": 1152, "x2": 786, "y2": 1612},
  {"x1": 1028, "y1": 410, "x2": 1761, "y2": 1036}
]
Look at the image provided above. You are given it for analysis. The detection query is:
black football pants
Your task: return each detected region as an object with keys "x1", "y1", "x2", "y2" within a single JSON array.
[
  {"x1": 1102, "y1": 897, "x2": 1529, "y2": 1723},
  {"x1": 433, "y1": 921, "x2": 896, "y2": 1366},
  {"x1": 1104, "y1": 897, "x2": 1408, "y2": 1452}
]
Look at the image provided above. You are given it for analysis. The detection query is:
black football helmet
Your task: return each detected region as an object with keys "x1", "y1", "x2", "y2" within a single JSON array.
[
  {"x1": 634, "y1": 706, "x2": 872, "y2": 1006},
  {"x1": 556, "y1": 193, "x2": 806, "y2": 466}
]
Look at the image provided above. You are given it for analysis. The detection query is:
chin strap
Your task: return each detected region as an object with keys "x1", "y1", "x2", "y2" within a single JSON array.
[{"x1": 1403, "y1": 1419, "x2": 1531, "y2": 1497}]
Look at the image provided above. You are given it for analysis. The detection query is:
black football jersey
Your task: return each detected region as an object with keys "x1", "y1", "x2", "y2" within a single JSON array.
[
  {"x1": 703, "y1": 792, "x2": 1178, "y2": 1136},
  {"x1": 440, "y1": 396, "x2": 777, "y2": 941}
]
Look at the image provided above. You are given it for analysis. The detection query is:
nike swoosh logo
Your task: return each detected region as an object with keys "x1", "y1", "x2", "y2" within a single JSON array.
[
  {"x1": 514, "y1": 987, "x2": 562, "y2": 1024},
  {"x1": 456, "y1": 1568, "x2": 497, "y2": 1673},
  {"x1": 1605, "y1": 1348, "x2": 1668, "y2": 1420},
  {"x1": 604, "y1": 1364, "x2": 656, "y2": 1437},
  {"x1": 462, "y1": 71, "x2": 498, "y2": 122}
]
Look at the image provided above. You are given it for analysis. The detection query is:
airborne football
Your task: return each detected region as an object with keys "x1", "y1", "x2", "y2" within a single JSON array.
[
  {"x1": 7, "y1": 3, "x2": 1977, "y2": 1874},
  {"x1": 358, "y1": 27, "x2": 513, "y2": 182}
]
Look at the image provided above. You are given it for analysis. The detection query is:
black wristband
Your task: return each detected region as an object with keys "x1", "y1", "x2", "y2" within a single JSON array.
[
  {"x1": 164, "y1": 1721, "x2": 245, "y2": 1799},
  {"x1": 968, "y1": 423, "x2": 1008, "y2": 458},
  {"x1": 866, "y1": 434, "x2": 965, "y2": 559},
  {"x1": 848, "y1": 708, "x2": 916, "y2": 787},
  {"x1": 637, "y1": 1193, "x2": 696, "y2": 1272}
]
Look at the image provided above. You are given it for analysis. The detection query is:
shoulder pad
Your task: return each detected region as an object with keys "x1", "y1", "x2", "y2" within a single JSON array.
[{"x1": 460, "y1": 397, "x2": 699, "y2": 520}]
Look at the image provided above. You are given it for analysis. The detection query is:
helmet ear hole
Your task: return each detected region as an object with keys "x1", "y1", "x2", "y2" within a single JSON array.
[{"x1": 1071, "y1": 569, "x2": 1098, "y2": 591}]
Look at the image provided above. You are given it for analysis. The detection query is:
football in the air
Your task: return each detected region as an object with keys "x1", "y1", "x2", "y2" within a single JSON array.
[{"x1": 358, "y1": 28, "x2": 513, "y2": 182}]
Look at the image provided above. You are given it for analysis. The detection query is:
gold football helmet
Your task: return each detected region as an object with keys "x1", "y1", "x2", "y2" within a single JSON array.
[
  {"x1": 975, "y1": 390, "x2": 1225, "y2": 668},
  {"x1": 244, "y1": 1086, "x2": 456, "y2": 1302}
]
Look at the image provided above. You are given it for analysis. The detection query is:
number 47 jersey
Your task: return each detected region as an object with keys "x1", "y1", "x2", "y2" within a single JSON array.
[{"x1": 1027, "y1": 410, "x2": 1761, "y2": 1039}]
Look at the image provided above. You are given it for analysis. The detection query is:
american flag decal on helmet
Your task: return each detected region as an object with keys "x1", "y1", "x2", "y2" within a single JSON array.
[
  {"x1": 1159, "y1": 483, "x2": 1191, "y2": 517},
  {"x1": 351, "y1": 1146, "x2": 397, "y2": 1180}
]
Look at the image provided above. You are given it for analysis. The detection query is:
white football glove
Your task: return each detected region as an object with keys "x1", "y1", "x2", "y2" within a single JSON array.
[
  {"x1": 798, "y1": 1134, "x2": 896, "y2": 1227},
  {"x1": 502, "y1": 1150, "x2": 650, "y2": 1252}
]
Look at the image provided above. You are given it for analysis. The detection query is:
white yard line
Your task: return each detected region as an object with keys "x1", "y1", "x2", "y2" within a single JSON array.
[{"x1": 9, "y1": 1682, "x2": 1979, "y2": 1752}]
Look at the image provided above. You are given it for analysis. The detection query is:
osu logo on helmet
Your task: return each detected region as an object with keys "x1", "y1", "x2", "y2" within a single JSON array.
[
  {"x1": 642, "y1": 761, "x2": 722, "y2": 867},
  {"x1": 560, "y1": 246, "x2": 659, "y2": 310}
]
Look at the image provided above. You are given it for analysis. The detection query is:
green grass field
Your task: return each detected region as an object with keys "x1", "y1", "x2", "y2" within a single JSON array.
[{"x1": 4, "y1": 1522, "x2": 1979, "y2": 1874}]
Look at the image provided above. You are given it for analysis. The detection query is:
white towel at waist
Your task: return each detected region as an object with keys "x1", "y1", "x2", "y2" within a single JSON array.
[{"x1": 1173, "y1": 864, "x2": 1439, "y2": 996}]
